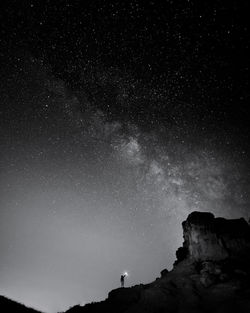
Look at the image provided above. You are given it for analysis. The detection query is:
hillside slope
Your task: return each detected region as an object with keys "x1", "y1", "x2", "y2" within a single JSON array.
[
  {"x1": 0, "y1": 295, "x2": 42, "y2": 313},
  {"x1": 66, "y1": 211, "x2": 250, "y2": 313}
]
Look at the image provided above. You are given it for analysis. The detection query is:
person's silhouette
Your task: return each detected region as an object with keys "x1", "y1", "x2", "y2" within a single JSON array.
[{"x1": 120, "y1": 274, "x2": 125, "y2": 287}]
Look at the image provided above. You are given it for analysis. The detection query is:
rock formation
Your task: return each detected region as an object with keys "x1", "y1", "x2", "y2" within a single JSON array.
[
  {"x1": 181, "y1": 211, "x2": 250, "y2": 262},
  {"x1": 66, "y1": 211, "x2": 250, "y2": 313}
]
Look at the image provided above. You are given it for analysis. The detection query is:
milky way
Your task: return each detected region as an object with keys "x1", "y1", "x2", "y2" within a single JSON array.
[{"x1": 0, "y1": 1, "x2": 249, "y2": 313}]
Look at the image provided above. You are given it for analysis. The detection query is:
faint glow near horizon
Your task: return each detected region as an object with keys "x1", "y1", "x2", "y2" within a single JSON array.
[{"x1": 0, "y1": 56, "x2": 249, "y2": 313}]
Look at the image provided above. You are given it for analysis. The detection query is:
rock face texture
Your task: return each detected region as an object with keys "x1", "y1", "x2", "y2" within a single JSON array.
[
  {"x1": 181, "y1": 211, "x2": 250, "y2": 262},
  {"x1": 66, "y1": 211, "x2": 250, "y2": 313}
]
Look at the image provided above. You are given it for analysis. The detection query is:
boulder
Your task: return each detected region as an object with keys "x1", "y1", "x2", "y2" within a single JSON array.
[{"x1": 160, "y1": 268, "x2": 169, "y2": 278}]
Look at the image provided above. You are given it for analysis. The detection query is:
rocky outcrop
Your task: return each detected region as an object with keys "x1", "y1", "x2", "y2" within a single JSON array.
[
  {"x1": 181, "y1": 211, "x2": 250, "y2": 261},
  {"x1": 66, "y1": 211, "x2": 250, "y2": 313}
]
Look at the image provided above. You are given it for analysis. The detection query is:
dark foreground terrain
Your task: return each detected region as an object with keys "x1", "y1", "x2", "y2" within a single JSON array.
[
  {"x1": 66, "y1": 211, "x2": 250, "y2": 313},
  {"x1": 0, "y1": 295, "x2": 41, "y2": 313},
  {"x1": 2, "y1": 211, "x2": 250, "y2": 313}
]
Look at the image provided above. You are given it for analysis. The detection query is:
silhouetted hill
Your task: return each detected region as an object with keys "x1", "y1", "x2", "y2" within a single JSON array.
[
  {"x1": 0, "y1": 295, "x2": 42, "y2": 313},
  {"x1": 66, "y1": 211, "x2": 250, "y2": 313}
]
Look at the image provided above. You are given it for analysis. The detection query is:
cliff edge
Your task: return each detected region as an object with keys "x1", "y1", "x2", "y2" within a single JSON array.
[{"x1": 66, "y1": 211, "x2": 250, "y2": 313}]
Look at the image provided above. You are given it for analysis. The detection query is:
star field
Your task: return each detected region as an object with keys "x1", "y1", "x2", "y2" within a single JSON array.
[{"x1": 0, "y1": 1, "x2": 249, "y2": 312}]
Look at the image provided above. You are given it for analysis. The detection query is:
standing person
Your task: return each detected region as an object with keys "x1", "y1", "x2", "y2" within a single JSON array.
[{"x1": 120, "y1": 274, "x2": 125, "y2": 287}]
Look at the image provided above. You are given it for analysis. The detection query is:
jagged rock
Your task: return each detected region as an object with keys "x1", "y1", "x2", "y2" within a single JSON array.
[
  {"x1": 160, "y1": 268, "x2": 169, "y2": 277},
  {"x1": 200, "y1": 271, "x2": 217, "y2": 287},
  {"x1": 199, "y1": 261, "x2": 222, "y2": 287},
  {"x1": 182, "y1": 211, "x2": 250, "y2": 261},
  {"x1": 65, "y1": 211, "x2": 250, "y2": 313},
  {"x1": 175, "y1": 246, "x2": 188, "y2": 264},
  {"x1": 200, "y1": 261, "x2": 222, "y2": 275}
]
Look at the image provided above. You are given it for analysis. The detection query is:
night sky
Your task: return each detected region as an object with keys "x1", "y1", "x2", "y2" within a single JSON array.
[{"x1": 0, "y1": 1, "x2": 249, "y2": 312}]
